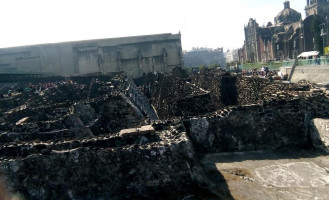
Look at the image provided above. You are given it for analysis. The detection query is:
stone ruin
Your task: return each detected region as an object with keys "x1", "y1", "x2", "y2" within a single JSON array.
[{"x1": 0, "y1": 68, "x2": 329, "y2": 199}]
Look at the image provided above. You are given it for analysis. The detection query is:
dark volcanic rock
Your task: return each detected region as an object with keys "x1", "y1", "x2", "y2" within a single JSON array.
[{"x1": 1, "y1": 69, "x2": 329, "y2": 200}]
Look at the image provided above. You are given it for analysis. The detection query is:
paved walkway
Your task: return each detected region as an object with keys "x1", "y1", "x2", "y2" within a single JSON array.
[{"x1": 201, "y1": 149, "x2": 329, "y2": 200}]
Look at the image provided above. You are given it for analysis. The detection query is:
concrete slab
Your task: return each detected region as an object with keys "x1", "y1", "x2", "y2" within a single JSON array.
[
  {"x1": 255, "y1": 162, "x2": 329, "y2": 188},
  {"x1": 202, "y1": 149, "x2": 329, "y2": 200}
]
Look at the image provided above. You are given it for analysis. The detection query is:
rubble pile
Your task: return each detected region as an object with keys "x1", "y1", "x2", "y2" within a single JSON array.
[
  {"x1": 136, "y1": 68, "x2": 312, "y2": 120},
  {"x1": 0, "y1": 73, "x2": 151, "y2": 142},
  {"x1": 236, "y1": 77, "x2": 301, "y2": 104},
  {"x1": 136, "y1": 73, "x2": 213, "y2": 119},
  {"x1": 190, "y1": 68, "x2": 229, "y2": 109},
  {"x1": 0, "y1": 73, "x2": 218, "y2": 200},
  {"x1": 191, "y1": 68, "x2": 303, "y2": 107}
]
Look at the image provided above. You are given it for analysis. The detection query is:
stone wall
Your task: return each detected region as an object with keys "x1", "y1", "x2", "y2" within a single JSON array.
[
  {"x1": 134, "y1": 68, "x2": 306, "y2": 120},
  {"x1": 185, "y1": 93, "x2": 329, "y2": 153},
  {"x1": 191, "y1": 68, "x2": 301, "y2": 109},
  {"x1": 136, "y1": 72, "x2": 213, "y2": 119},
  {"x1": 0, "y1": 122, "x2": 204, "y2": 200},
  {"x1": 291, "y1": 66, "x2": 329, "y2": 84},
  {"x1": 0, "y1": 73, "x2": 149, "y2": 138},
  {"x1": 125, "y1": 78, "x2": 158, "y2": 120}
]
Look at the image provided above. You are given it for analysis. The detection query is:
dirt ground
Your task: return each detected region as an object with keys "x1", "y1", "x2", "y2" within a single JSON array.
[{"x1": 202, "y1": 149, "x2": 329, "y2": 200}]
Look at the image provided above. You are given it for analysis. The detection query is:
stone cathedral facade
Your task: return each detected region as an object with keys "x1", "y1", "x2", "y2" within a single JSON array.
[{"x1": 241, "y1": 0, "x2": 329, "y2": 63}]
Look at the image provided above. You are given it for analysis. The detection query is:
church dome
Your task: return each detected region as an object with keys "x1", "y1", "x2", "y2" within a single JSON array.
[{"x1": 274, "y1": 1, "x2": 301, "y2": 25}]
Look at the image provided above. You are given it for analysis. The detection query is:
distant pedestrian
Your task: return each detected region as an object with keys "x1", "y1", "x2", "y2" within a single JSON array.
[{"x1": 265, "y1": 67, "x2": 269, "y2": 76}]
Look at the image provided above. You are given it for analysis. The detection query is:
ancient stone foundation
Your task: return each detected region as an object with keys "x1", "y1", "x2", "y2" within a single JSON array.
[{"x1": 0, "y1": 68, "x2": 329, "y2": 199}]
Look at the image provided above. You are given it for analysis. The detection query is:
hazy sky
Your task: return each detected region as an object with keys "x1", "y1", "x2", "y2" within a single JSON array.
[{"x1": 0, "y1": 0, "x2": 306, "y2": 51}]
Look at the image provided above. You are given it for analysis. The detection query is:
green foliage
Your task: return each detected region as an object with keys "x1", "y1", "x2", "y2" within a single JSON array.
[
  {"x1": 198, "y1": 65, "x2": 206, "y2": 70},
  {"x1": 241, "y1": 61, "x2": 283, "y2": 70}
]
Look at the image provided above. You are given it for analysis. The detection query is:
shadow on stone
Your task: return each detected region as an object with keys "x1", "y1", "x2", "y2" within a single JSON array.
[{"x1": 220, "y1": 75, "x2": 237, "y2": 106}]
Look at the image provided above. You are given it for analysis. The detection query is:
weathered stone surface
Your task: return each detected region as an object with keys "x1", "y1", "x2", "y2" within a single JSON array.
[
  {"x1": 189, "y1": 117, "x2": 214, "y2": 150},
  {"x1": 186, "y1": 94, "x2": 329, "y2": 153},
  {"x1": 135, "y1": 71, "x2": 213, "y2": 119},
  {"x1": 0, "y1": 73, "x2": 159, "y2": 141},
  {"x1": 1, "y1": 69, "x2": 329, "y2": 199},
  {"x1": 311, "y1": 118, "x2": 329, "y2": 151},
  {"x1": 203, "y1": 149, "x2": 329, "y2": 200},
  {"x1": 0, "y1": 127, "x2": 204, "y2": 200}
]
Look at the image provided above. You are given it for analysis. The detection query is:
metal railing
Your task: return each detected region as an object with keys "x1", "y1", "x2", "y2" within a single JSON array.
[
  {"x1": 241, "y1": 61, "x2": 283, "y2": 70},
  {"x1": 282, "y1": 57, "x2": 329, "y2": 67},
  {"x1": 297, "y1": 58, "x2": 329, "y2": 66}
]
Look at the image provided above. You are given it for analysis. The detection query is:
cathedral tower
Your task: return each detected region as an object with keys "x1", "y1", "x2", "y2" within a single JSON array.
[
  {"x1": 305, "y1": 0, "x2": 329, "y2": 19},
  {"x1": 274, "y1": 1, "x2": 301, "y2": 25}
]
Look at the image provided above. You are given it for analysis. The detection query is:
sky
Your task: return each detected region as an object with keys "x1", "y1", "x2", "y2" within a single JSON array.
[{"x1": 0, "y1": 0, "x2": 306, "y2": 51}]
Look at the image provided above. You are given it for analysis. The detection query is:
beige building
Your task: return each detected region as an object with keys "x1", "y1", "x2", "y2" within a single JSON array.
[
  {"x1": 183, "y1": 47, "x2": 226, "y2": 67},
  {"x1": 225, "y1": 49, "x2": 239, "y2": 63},
  {"x1": 0, "y1": 33, "x2": 183, "y2": 77}
]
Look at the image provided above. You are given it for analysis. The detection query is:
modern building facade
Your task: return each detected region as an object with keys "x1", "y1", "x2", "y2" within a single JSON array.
[{"x1": 0, "y1": 33, "x2": 183, "y2": 77}]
